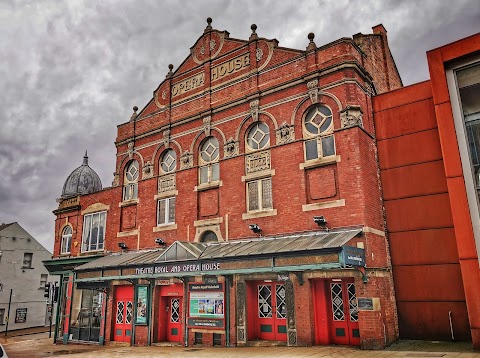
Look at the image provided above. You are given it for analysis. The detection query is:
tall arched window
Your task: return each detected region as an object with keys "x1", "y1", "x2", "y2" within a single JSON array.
[
  {"x1": 123, "y1": 160, "x2": 139, "y2": 201},
  {"x1": 303, "y1": 105, "x2": 335, "y2": 161},
  {"x1": 199, "y1": 137, "x2": 220, "y2": 184},
  {"x1": 246, "y1": 122, "x2": 270, "y2": 151},
  {"x1": 160, "y1": 149, "x2": 176, "y2": 174},
  {"x1": 61, "y1": 226, "x2": 72, "y2": 254}
]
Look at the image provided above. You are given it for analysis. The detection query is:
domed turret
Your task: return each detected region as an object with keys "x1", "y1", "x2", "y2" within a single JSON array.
[{"x1": 61, "y1": 151, "x2": 102, "y2": 198}]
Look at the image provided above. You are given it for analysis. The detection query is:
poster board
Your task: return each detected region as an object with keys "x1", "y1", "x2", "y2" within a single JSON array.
[
  {"x1": 187, "y1": 282, "x2": 224, "y2": 329},
  {"x1": 135, "y1": 285, "x2": 148, "y2": 324}
]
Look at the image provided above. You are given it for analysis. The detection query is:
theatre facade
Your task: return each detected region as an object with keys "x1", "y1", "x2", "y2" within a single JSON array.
[{"x1": 44, "y1": 19, "x2": 404, "y2": 349}]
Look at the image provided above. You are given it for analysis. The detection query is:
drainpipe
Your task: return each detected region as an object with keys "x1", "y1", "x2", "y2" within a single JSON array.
[
  {"x1": 147, "y1": 281, "x2": 154, "y2": 346},
  {"x1": 449, "y1": 311, "x2": 455, "y2": 341},
  {"x1": 184, "y1": 278, "x2": 188, "y2": 347}
]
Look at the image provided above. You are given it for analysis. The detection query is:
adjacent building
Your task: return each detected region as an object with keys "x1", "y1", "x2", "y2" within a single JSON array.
[
  {"x1": 44, "y1": 18, "x2": 480, "y2": 350},
  {"x1": 0, "y1": 222, "x2": 54, "y2": 331}
]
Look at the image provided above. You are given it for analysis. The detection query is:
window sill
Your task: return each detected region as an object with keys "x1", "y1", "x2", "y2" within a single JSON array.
[
  {"x1": 154, "y1": 190, "x2": 178, "y2": 200},
  {"x1": 242, "y1": 169, "x2": 275, "y2": 182},
  {"x1": 117, "y1": 229, "x2": 139, "y2": 237},
  {"x1": 153, "y1": 223, "x2": 177, "y2": 232},
  {"x1": 299, "y1": 155, "x2": 340, "y2": 170},
  {"x1": 194, "y1": 181, "x2": 223, "y2": 192},
  {"x1": 119, "y1": 199, "x2": 139, "y2": 207},
  {"x1": 302, "y1": 199, "x2": 345, "y2": 211},
  {"x1": 79, "y1": 250, "x2": 105, "y2": 256},
  {"x1": 21, "y1": 267, "x2": 34, "y2": 270},
  {"x1": 242, "y1": 209, "x2": 277, "y2": 220}
]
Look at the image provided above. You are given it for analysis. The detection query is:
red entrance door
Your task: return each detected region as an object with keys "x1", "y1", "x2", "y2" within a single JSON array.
[
  {"x1": 256, "y1": 282, "x2": 287, "y2": 341},
  {"x1": 166, "y1": 297, "x2": 182, "y2": 342},
  {"x1": 113, "y1": 286, "x2": 134, "y2": 343},
  {"x1": 329, "y1": 279, "x2": 360, "y2": 346}
]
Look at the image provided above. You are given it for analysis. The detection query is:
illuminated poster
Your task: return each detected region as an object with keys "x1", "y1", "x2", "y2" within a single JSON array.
[{"x1": 136, "y1": 286, "x2": 148, "y2": 324}]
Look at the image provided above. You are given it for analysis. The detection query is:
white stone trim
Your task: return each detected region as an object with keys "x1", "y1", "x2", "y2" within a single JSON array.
[
  {"x1": 302, "y1": 199, "x2": 345, "y2": 212},
  {"x1": 153, "y1": 224, "x2": 177, "y2": 232},
  {"x1": 299, "y1": 155, "x2": 340, "y2": 170},
  {"x1": 242, "y1": 209, "x2": 277, "y2": 220}
]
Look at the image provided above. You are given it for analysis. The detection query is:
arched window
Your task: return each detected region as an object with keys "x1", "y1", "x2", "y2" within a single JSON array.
[
  {"x1": 200, "y1": 230, "x2": 218, "y2": 243},
  {"x1": 199, "y1": 137, "x2": 220, "y2": 184},
  {"x1": 123, "y1": 160, "x2": 139, "y2": 201},
  {"x1": 303, "y1": 105, "x2": 335, "y2": 161},
  {"x1": 60, "y1": 226, "x2": 72, "y2": 254},
  {"x1": 160, "y1": 149, "x2": 176, "y2": 174},
  {"x1": 246, "y1": 122, "x2": 270, "y2": 151}
]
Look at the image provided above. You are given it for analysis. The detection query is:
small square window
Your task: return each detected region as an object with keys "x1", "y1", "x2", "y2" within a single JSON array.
[
  {"x1": 0, "y1": 309, "x2": 5, "y2": 325},
  {"x1": 157, "y1": 197, "x2": 176, "y2": 226},
  {"x1": 247, "y1": 177, "x2": 273, "y2": 212},
  {"x1": 40, "y1": 274, "x2": 48, "y2": 287}
]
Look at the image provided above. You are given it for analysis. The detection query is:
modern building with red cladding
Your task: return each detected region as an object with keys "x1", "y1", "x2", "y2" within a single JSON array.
[
  {"x1": 42, "y1": 18, "x2": 476, "y2": 351},
  {"x1": 373, "y1": 33, "x2": 480, "y2": 349}
]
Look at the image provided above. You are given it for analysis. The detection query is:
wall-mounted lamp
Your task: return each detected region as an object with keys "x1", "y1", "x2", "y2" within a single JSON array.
[
  {"x1": 313, "y1": 216, "x2": 327, "y2": 226},
  {"x1": 118, "y1": 242, "x2": 128, "y2": 250},
  {"x1": 249, "y1": 224, "x2": 262, "y2": 234},
  {"x1": 155, "y1": 238, "x2": 166, "y2": 247}
]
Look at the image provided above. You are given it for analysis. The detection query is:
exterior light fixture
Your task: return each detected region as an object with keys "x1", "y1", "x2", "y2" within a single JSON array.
[
  {"x1": 155, "y1": 238, "x2": 166, "y2": 247},
  {"x1": 249, "y1": 224, "x2": 261, "y2": 234},
  {"x1": 313, "y1": 216, "x2": 327, "y2": 226},
  {"x1": 118, "y1": 242, "x2": 128, "y2": 250}
]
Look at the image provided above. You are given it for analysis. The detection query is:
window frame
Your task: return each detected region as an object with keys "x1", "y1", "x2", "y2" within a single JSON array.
[
  {"x1": 160, "y1": 149, "x2": 177, "y2": 174},
  {"x1": 123, "y1": 160, "x2": 139, "y2": 201},
  {"x1": 22, "y1": 252, "x2": 33, "y2": 269},
  {"x1": 198, "y1": 137, "x2": 220, "y2": 185},
  {"x1": 246, "y1": 122, "x2": 270, "y2": 152},
  {"x1": 446, "y1": 57, "x2": 480, "y2": 263},
  {"x1": 302, "y1": 104, "x2": 336, "y2": 162},
  {"x1": 246, "y1": 177, "x2": 273, "y2": 213},
  {"x1": 157, "y1": 196, "x2": 176, "y2": 226},
  {"x1": 81, "y1": 211, "x2": 107, "y2": 253},
  {"x1": 60, "y1": 225, "x2": 72, "y2": 254}
]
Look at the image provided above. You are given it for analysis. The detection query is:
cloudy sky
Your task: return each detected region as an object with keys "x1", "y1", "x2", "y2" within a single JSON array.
[{"x1": 0, "y1": 0, "x2": 479, "y2": 252}]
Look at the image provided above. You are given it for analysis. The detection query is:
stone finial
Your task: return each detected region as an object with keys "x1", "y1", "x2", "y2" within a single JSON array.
[
  {"x1": 204, "y1": 17, "x2": 213, "y2": 33},
  {"x1": 307, "y1": 32, "x2": 316, "y2": 51},
  {"x1": 249, "y1": 24, "x2": 258, "y2": 41},
  {"x1": 83, "y1": 150, "x2": 88, "y2": 165},
  {"x1": 166, "y1": 64, "x2": 174, "y2": 78},
  {"x1": 130, "y1": 106, "x2": 138, "y2": 121}
]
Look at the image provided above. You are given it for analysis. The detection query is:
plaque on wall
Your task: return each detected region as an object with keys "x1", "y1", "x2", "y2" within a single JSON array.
[{"x1": 357, "y1": 298, "x2": 374, "y2": 311}]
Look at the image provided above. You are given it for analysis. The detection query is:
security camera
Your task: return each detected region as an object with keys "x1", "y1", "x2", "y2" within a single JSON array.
[
  {"x1": 249, "y1": 224, "x2": 262, "y2": 234},
  {"x1": 118, "y1": 242, "x2": 128, "y2": 250},
  {"x1": 155, "y1": 238, "x2": 166, "y2": 246},
  {"x1": 313, "y1": 216, "x2": 327, "y2": 226}
]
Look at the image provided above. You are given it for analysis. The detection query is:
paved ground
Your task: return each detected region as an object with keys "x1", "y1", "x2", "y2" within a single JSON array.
[{"x1": 1, "y1": 332, "x2": 479, "y2": 358}]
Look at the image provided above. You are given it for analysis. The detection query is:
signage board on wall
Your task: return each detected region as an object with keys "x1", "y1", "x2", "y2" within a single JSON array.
[
  {"x1": 187, "y1": 282, "x2": 224, "y2": 329},
  {"x1": 342, "y1": 246, "x2": 366, "y2": 267},
  {"x1": 15, "y1": 308, "x2": 27, "y2": 323},
  {"x1": 136, "y1": 286, "x2": 148, "y2": 324},
  {"x1": 135, "y1": 262, "x2": 221, "y2": 276}
]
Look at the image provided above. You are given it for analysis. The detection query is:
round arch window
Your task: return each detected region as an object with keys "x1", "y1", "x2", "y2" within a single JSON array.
[
  {"x1": 303, "y1": 105, "x2": 333, "y2": 136},
  {"x1": 200, "y1": 230, "x2": 218, "y2": 243},
  {"x1": 246, "y1": 122, "x2": 270, "y2": 151}
]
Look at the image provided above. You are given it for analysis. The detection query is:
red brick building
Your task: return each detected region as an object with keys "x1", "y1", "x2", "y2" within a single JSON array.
[{"x1": 45, "y1": 19, "x2": 479, "y2": 350}]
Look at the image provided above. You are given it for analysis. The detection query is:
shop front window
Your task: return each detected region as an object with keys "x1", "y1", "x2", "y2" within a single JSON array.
[{"x1": 69, "y1": 288, "x2": 103, "y2": 342}]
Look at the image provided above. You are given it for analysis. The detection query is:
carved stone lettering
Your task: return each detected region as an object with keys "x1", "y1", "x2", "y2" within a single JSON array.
[
  {"x1": 211, "y1": 53, "x2": 250, "y2": 82},
  {"x1": 171, "y1": 73, "x2": 205, "y2": 97},
  {"x1": 158, "y1": 174, "x2": 176, "y2": 193}
]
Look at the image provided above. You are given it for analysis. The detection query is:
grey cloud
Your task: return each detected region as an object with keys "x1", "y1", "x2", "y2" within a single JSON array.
[{"x1": 1, "y1": 0, "x2": 479, "y2": 251}]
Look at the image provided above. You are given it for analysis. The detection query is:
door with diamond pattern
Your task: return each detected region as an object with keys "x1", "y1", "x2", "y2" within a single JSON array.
[
  {"x1": 256, "y1": 282, "x2": 287, "y2": 341},
  {"x1": 329, "y1": 279, "x2": 359, "y2": 346},
  {"x1": 166, "y1": 297, "x2": 182, "y2": 342},
  {"x1": 113, "y1": 286, "x2": 134, "y2": 343}
]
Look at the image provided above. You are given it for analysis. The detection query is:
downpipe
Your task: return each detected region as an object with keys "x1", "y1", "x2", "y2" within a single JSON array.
[{"x1": 448, "y1": 311, "x2": 455, "y2": 341}]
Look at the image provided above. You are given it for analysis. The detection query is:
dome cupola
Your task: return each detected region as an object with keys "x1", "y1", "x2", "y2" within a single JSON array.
[{"x1": 61, "y1": 151, "x2": 102, "y2": 198}]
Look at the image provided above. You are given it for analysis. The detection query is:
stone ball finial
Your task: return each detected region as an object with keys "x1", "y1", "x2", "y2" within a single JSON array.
[
  {"x1": 307, "y1": 32, "x2": 317, "y2": 51},
  {"x1": 207, "y1": 17, "x2": 212, "y2": 25},
  {"x1": 251, "y1": 24, "x2": 257, "y2": 33},
  {"x1": 308, "y1": 32, "x2": 315, "y2": 42},
  {"x1": 133, "y1": 106, "x2": 138, "y2": 112},
  {"x1": 205, "y1": 17, "x2": 213, "y2": 32},
  {"x1": 250, "y1": 24, "x2": 258, "y2": 41},
  {"x1": 168, "y1": 64, "x2": 174, "y2": 71}
]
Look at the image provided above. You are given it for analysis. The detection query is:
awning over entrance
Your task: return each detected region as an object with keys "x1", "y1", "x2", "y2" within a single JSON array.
[{"x1": 74, "y1": 229, "x2": 364, "y2": 282}]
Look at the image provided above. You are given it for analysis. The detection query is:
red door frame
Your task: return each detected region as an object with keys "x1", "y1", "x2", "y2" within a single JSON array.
[
  {"x1": 113, "y1": 285, "x2": 134, "y2": 343},
  {"x1": 247, "y1": 280, "x2": 287, "y2": 341},
  {"x1": 312, "y1": 278, "x2": 360, "y2": 346},
  {"x1": 156, "y1": 283, "x2": 183, "y2": 343}
]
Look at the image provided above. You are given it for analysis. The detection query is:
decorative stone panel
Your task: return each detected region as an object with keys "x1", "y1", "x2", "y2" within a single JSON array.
[
  {"x1": 180, "y1": 151, "x2": 193, "y2": 169},
  {"x1": 340, "y1": 105, "x2": 363, "y2": 128},
  {"x1": 224, "y1": 137, "x2": 239, "y2": 158},
  {"x1": 285, "y1": 280, "x2": 297, "y2": 346},
  {"x1": 250, "y1": 99, "x2": 259, "y2": 122},
  {"x1": 236, "y1": 280, "x2": 247, "y2": 344},
  {"x1": 276, "y1": 122, "x2": 295, "y2": 144},
  {"x1": 112, "y1": 173, "x2": 119, "y2": 187},
  {"x1": 245, "y1": 151, "x2": 270, "y2": 174},
  {"x1": 158, "y1": 174, "x2": 176, "y2": 193},
  {"x1": 163, "y1": 129, "x2": 171, "y2": 149},
  {"x1": 142, "y1": 161, "x2": 154, "y2": 179},
  {"x1": 307, "y1": 79, "x2": 319, "y2": 104},
  {"x1": 203, "y1": 115, "x2": 212, "y2": 136}
]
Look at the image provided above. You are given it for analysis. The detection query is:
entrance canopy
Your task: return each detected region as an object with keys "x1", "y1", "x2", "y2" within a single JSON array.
[{"x1": 74, "y1": 229, "x2": 364, "y2": 282}]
